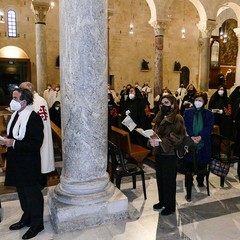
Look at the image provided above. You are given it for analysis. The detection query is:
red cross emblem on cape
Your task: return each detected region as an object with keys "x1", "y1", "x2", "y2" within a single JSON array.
[{"x1": 37, "y1": 105, "x2": 48, "y2": 121}]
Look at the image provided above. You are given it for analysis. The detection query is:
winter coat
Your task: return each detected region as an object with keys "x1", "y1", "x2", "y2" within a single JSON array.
[
  {"x1": 152, "y1": 108, "x2": 186, "y2": 155},
  {"x1": 184, "y1": 108, "x2": 214, "y2": 165}
]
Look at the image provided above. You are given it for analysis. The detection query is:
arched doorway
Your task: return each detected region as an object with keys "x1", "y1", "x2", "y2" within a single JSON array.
[{"x1": 0, "y1": 46, "x2": 31, "y2": 105}]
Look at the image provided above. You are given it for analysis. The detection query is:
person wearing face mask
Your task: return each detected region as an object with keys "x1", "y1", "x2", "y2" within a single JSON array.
[
  {"x1": 180, "y1": 83, "x2": 197, "y2": 115},
  {"x1": 122, "y1": 87, "x2": 148, "y2": 146},
  {"x1": 49, "y1": 101, "x2": 61, "y2": 128},
  {"x1": 1, "y1": 88, "x2": 44, "y2": 239},
  {"x1": 149, "y1": 95, "x2": 185, "y2": 215},
  {"x1": 184, "y1": 92, "x2": 214, "y2": 188},
  {"x1": 43, "y1": 84, "x2": 54, "y2": 108},
  {"x1": 48, "y1": 84, "x2": 61, "y2": 108},
  {"x1": 208, "y1": 86, "x2": 233, "y2": 139}
]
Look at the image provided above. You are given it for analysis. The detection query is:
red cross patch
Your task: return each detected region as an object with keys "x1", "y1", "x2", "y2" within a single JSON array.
[{"x1": 37, "y1": 105, "x2": 48, "y2": 121}]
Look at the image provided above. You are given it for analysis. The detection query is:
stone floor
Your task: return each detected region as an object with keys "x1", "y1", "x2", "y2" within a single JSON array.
[{"x1": 1, "y1": 162, "x2": 240, "y2": 240}]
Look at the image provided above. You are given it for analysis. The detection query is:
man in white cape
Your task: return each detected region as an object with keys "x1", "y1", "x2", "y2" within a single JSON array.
[{"x1": 20, "y1": 82, "x2": 55, "y2": 186}]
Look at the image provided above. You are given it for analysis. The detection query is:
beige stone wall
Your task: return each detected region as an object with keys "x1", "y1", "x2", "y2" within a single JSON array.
[
  {"x1": 109, "y1": 0, "x2": 200, "y2": 94},
  {"x1": 0, "y1": 0, "x2": 59, "y2": 89}
]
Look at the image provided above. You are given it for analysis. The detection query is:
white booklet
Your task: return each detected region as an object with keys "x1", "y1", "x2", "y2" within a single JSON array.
[
  {"x1": 135, "y1": 128, "x2": 162, "y2": 142},
  {"x1": 0, "y1": 136, "x2": 5, "y2": 141},
  {"x1": 121, "y1": 115, "x2": 137, "y2": 132}
]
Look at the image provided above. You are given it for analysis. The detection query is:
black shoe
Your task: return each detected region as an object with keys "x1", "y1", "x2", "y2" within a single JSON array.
[
  {"x1": 22, "y1": 226, "x2": 44, "y2": 239},
  {"x1": 185, "y1": 196, "x2": 191, "y2": 202},
  {"x1": 198, "y1": 183, "x2": 204, "y2": 187},
  {"x1": 161, "y1": 208, "x2": 175, "y2": 216},
  {"x1": 9, "y1": 221, "x2": 29, "y2": 230},
  {"x1": 153, "y1": 202, "x2": 164, "y2": 210}
]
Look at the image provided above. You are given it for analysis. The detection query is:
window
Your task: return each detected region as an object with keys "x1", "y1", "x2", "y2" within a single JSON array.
[{"x1": 7, "y1": 10, "x2": 17, "y2": 37}]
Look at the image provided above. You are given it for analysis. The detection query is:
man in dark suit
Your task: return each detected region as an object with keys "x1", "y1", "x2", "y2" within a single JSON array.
[{"x1": 0, "y1": 88, "x2": 44, "y2": 239}]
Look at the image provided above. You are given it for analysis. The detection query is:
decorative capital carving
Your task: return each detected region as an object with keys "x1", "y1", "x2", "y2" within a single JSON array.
[
  {"x1": 31, "y1": 1, "x2": 50, "y2": 24},
  {"x1": 149, "y1": 19, "x2": 171, "y2": 36},
  {"x1": 197, "y1": 20, "x2": 217, "y2": 38}
]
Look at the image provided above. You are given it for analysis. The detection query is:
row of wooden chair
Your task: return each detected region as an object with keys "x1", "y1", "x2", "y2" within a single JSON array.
[{"x1": 108, "y1": 132, "x2": 239, "y2": 202}]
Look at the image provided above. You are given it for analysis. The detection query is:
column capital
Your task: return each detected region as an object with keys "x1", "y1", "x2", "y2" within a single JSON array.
[
  {"x1": 149, "y1": 19, "x2": 171, "y2": 36},
  {"x1": 197, "y1": 20, "x2": 217, "y2": 38},
  {"x1": 234, "y1": 28, "x2": 240, "y2": 38},
  {"x1": 31, "y1": 1, "x2": 50, "y2": 24}
]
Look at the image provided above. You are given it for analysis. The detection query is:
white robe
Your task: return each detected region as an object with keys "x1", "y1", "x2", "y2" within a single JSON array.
[{"x1": 33, "y1": 92, "x2": 55, "y2": 173}]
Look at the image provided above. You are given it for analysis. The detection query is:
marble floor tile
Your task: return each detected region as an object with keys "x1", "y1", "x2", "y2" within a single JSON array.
[{"x1": 1, "y1": 165, "x2": 240, "y2": 240}]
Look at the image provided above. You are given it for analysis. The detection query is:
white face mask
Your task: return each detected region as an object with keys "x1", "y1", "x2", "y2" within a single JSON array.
[
  {"x1": 10, "y1": 99, "x2": 21, "y2": 111},
  {"x1": 129, "y1": 93, "x2": 135, "y2": 100},
  {"x1": 194, "y1": 100, "x2": 203, "y2": 109},
  {"x1": 218, "y1": 90, "x2": 224, "y2": 96},
  {"x1": 162, "y1": 92, "x2": 168, "y2": 96},
  {"x1": 55, "y1": 88, "x2": 60, "y2": 91},
  {"x1": 55, "y1": 106, "x2": 60, "y2": 111}
]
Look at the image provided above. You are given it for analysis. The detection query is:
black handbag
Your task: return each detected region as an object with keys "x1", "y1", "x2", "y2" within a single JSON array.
[
  {"x1": 175, "y1": 135, "x2": 195, "y2": 159},
  {"x1": 209, "y1": 158, "x2": 230, "y2": 177}
]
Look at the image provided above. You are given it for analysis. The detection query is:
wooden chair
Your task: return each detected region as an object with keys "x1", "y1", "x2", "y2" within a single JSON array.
[
  {"x1": 110, "y1": 126, "x2": 150, "y2": 166},
  {"x1": 211, "y1": 133, "x2": 239, "y2": 187},
  {"x1": 108, "y1": 140, "x2": 147, "y2": 200}
]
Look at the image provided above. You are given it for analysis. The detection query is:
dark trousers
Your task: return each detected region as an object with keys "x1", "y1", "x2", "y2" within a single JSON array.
[
  {"x1": 155, "y1": 154, "x2": 177, "y2": 211},
  {"x1": 17, "y1": 185, "x2": 44, "y2": 230}
]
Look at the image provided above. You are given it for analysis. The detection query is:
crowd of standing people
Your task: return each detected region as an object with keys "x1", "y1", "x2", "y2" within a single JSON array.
[{"x1": 108, "y1": 80, "x2": 240, "y2": 216}]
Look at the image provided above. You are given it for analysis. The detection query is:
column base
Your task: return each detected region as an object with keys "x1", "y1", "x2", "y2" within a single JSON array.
[{"x1": 47, "y1": 186, "x2": 128, "y2": 233}]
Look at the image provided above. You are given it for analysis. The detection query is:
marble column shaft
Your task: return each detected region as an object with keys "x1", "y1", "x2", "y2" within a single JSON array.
[
  {"x1": 150, "y1": 20, "x2": 169, "y2": 98},
  {"x1": 31, "y1": 1, "x2": 50, "y2": 95},
  {"x1": 154, "y1": 34, "x2": 163, "y2": 98},
  {"x1": 197, "y1": 20, "x2": 216, "y2": 91},
  {"x1": 199, "y1": 37, "x2": 211, "y2": 91},
  {"x1": 48, "y1": 0, "x2": 128, "y2": 233}
]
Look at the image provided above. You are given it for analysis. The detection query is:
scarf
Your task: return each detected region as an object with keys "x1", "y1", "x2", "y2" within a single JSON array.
[
  {"x1": 7, "y1": 105, "x2": 33, "y2": 140},
  {"x1": 193, "y1": 108, "x2": 204, "y2": 150}
]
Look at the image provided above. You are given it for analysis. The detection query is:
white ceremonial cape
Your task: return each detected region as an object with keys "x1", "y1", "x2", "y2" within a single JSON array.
[{"x1": 33, "y1": 92, "x2": 55, "y2": 173}]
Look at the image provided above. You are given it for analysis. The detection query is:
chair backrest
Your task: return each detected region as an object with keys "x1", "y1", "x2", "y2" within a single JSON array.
[
  {"x1": 110, "y1": 126, "x2": 132, "y2": 154},
  {"x1": 108, "y1": 140, "x2": 127, "y2": 172},
  {"x1": 211, "y1": 133, "x2": 236, "y2": 163}
]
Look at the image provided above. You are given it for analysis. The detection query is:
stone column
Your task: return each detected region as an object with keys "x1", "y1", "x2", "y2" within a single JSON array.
[
  {"x1": 233, "y1": 28, "x2": 240, "y2": 87},
  {"x1": 197, "y1": 20, "x2": 217, "y2": 91},
  {"x1": 150, "y1": 20, "x2": 169, "y2": 98},
  {"x1": 31, "y1": 1, "x2": 50, "y2": 95},
  {"x1": 48, "y1": 0, "x2": 128, "y2": 233}
]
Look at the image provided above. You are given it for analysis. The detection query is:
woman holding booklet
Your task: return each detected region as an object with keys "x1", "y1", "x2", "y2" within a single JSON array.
[{"x1": 148, "y1": 94, "x2": 185, "y2": 216}]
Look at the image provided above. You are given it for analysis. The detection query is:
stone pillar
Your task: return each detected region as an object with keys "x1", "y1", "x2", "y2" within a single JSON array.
[
  {"x1": 150, "y1": 20, "x2": 169, "y2": 98},
  {"x1": 48, "y1": 0, "x2": 128, "y2": 233},
  {"x1": 31, "y1": 1, "x2": 50, "y2": 95},
  {"x1": 233, "y1": 28, "x2": 240, "y2": 87},
  {"x1": 197, "y1": 20, "x2": 217, "y2": 91}
]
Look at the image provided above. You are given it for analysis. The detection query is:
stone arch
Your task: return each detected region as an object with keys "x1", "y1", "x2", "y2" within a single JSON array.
[{"x1": 0, "y1": 46, "x2": 29, "y2": 59}]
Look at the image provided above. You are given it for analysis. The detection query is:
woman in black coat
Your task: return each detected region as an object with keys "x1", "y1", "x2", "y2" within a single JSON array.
[
  {"x1": 208, "y1": 85, "x2": 233, "y2": 139},
  {"x1": 122, "y1": 87, "x2": 148, "y2": 146}
]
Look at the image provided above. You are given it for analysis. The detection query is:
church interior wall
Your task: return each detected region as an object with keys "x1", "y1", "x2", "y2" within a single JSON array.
[{"x1": 0, "y1": 0, "x2": 239, "y2": 96}]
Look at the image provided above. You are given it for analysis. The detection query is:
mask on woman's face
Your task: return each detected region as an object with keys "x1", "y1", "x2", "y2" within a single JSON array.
[
  {"x1": 188, "y1": 90, "x2": 193, "y2": 95},
  {"x1": 129, "y1": 93, "x2": 135, "y2": 100},
  {"x1": 161, "y1": 105, "x2": 172, "y2": 115},
  {"x1": 10, "y1": 99, "x2": 21, "y2": 111},
  {"x1": 162, "y1": 92, "x2": 168, "y2": 96},
  {"x1": 218, "y1": 90, "x2": 224, "y2": 96},
  {"x1": 194, "y1": 100, "x2": 203, "y2": 109}
]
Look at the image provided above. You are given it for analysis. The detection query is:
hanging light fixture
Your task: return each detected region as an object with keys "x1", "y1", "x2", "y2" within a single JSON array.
[
  {"x1": 50, "y1": 1, "x2": 55, "y2": 9},
  {"x1": 129, "y1": 0, "x2": 134, "y2": 35},
  {"x1": 181, "y1": 0, "x2": 186, "y2": 38},
  {"x1": 129, "y1": 21, "x2": 134, "y2": 34},
  {"x1": 0, "y1": 10, "x2": 4, "y2": 23}
]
